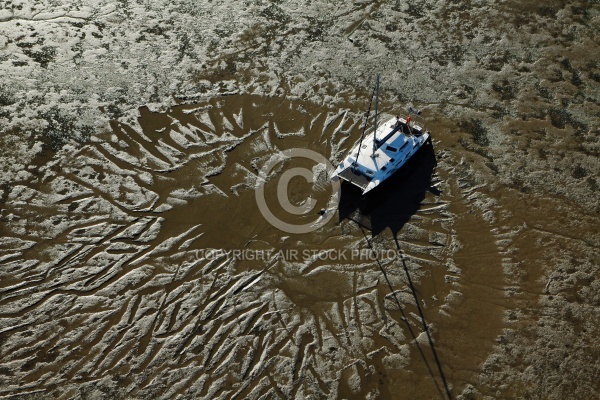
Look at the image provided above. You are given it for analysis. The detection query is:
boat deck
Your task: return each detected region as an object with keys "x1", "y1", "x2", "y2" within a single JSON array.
[
  {"x1": 332, "y1": 115, "x2": 430, "y2": 194},
  {"x1": 337, "y1": 167, "x2": 371, "y2": 191}
]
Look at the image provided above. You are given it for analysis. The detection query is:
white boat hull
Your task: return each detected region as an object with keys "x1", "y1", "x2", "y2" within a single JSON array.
[{"x1": 332, "y1": 117, "x2": 430, "y2": 194}]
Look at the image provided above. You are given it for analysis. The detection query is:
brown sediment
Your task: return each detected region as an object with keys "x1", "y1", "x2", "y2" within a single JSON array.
[
  {"x1": 1, "y1": 87, "x2": 598, "y2": 399},
  {"x1": 1, "y1": 0, "x2": 599, "y2": 397}
]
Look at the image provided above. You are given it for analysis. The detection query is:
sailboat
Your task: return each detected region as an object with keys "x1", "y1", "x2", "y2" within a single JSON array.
[{"x1": 331, "y1": 75, "x2": 431, "y2": 194}]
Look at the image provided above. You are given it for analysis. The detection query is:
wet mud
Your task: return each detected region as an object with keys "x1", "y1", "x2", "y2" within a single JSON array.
[
  {"x1": 1, "y1": 0, "x2": 599, "y2": 399},
  {"x1": 1, "y1": 94, "x2": 513, "y2": 399}
]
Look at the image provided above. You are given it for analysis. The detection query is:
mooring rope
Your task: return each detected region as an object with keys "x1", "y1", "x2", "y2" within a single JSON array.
[{"x1": 360, "y1": 227, "x2": 452, "y2": 400}]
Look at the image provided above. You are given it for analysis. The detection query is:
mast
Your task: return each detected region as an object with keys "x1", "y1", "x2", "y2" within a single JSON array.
[
  {"x1": 372, "y1": 74, "x2": 380, "y2": 154},
  {"x1": 354, "y1": 77, "x2": 376, "y2": 170}
]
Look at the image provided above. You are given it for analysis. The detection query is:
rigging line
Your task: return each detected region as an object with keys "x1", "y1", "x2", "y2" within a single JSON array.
[
  {"x1": 350, "y1": 77, "x2": 377, "y2": 185},
  {"x1": 359, "y1": 227, "x2": 448, "y2": 400},
  {"x1": 373, "y1": 73, "x2": 380, "y2": 154},
  {"x1": 392, "y1": 234, "x2": 453, "y2": 400}
]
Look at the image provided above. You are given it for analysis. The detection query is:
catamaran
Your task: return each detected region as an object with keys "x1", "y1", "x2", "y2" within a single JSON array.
[{"x1": 331, "y1": 75, "x2": 430, "y2": 194}]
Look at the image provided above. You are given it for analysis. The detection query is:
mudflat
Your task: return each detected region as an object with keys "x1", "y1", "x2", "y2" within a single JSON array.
[{"x1": 0, "y1": 1, "x2": 598, "y2": 399}]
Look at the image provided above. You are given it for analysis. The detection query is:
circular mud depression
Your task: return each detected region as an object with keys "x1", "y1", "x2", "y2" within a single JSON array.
[{"x1": 1, "y1": 95, "x2": 509, "y2": 398}]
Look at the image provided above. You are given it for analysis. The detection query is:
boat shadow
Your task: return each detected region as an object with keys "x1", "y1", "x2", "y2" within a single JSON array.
[
  {"x1": 346, "y1": 141, "x2": 453, "y2": 399},
  {"x1": 338, "y1": 139, "x2": 439, "y2": 237}
]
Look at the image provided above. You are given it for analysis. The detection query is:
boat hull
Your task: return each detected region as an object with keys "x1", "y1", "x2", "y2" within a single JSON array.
[{"x1": 331, "y1": 117, "x2": 430, "y2": 194}]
